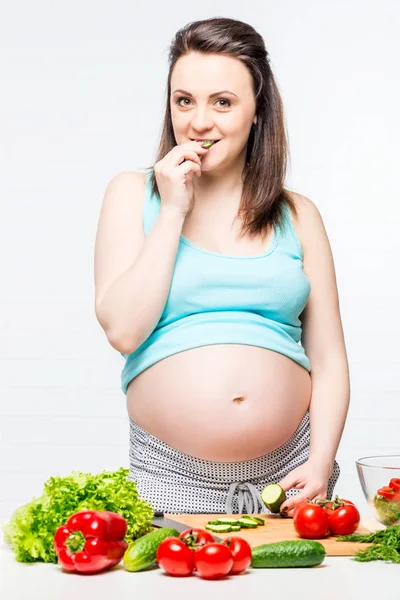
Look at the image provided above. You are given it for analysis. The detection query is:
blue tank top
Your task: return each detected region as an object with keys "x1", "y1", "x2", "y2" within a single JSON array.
[{"x1": 121, "y1": 170, "x2": 311, "y2": 394}]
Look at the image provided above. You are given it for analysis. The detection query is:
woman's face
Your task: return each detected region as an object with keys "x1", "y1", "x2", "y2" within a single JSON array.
[{"x1": 170, "y1": 52, "x2": 257, "y2": 172}]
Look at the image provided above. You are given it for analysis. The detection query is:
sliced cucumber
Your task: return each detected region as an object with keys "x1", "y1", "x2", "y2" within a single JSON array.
[
  {"x1": 261, "y1": 484, "x2": 286, "y2": 513},
  {"x1": 237, "y1": 518, "x2": 258, "y2": 528},
  {"x1": 206, "y1": 515, "x2": 264, "y2": 532},
  {"x1": 201, "y1": 140, "x2": 215, "y2": 148},
  {"x1": 251, "y1": 540, "x2": 326, "y2": 568},
  {"x1": 215, "y1": 518, "x2": 241, "y2": 525},
  {"x1": 240, "y1": 515, "x2": 265, "y2": 525},
  {"x1": 237, "y1": 516, "x2": 261, "y2": 526},
  {"x1": 205, "y1": 523, "x2": 233, "y2": 533}
]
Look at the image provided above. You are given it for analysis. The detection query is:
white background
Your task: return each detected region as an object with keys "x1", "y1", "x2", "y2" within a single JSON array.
[{"x1": 1, "y1": 0, "x2": 399, "y2": 523}]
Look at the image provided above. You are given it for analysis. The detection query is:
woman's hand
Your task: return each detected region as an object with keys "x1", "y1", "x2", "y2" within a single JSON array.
[
  {"x1": 277, "y1": 458, "x2": 334, "y2": 517},
  {"x1": 154, "y1": 141, "x2": 210, "y2": 218}
]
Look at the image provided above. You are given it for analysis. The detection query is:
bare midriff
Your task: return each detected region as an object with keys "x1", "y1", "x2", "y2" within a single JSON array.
[{"x1": 126, "y1": 344, "x2": 311, "y2": 462}]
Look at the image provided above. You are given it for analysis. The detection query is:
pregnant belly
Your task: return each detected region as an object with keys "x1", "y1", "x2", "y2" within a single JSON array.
[{"x1": 126, "y1": 345, "x2": 312, "y2": 462}]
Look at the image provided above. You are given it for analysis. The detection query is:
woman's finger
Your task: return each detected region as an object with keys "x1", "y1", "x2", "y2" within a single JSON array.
[
  {"x1": 280, "y1": 486, "x2": 328, "y2": 517},
  {"x1": 279, "y1": 490, "x2": 306, "y2": 516}
]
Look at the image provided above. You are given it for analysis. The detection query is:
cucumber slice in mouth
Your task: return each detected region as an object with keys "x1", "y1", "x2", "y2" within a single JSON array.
[{"x1": 201, "y1": 140, "x2": 216, "y2": 148}]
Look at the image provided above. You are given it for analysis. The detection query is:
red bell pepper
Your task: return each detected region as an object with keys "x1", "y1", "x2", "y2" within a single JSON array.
[
  {"x1": 54, "y1": 510, "x2": 128, "y2": 574},
  {"x1": 389, "y1": 478, "x2": 400, "y2": 492},
  {"x1": 377, "y1": 486, "x2": 400, "y2": 502}
]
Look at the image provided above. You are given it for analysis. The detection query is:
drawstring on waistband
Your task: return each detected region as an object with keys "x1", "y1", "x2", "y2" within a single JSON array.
[{"x1": 225, "y1": 482, "x2": 268, "y2": 514}]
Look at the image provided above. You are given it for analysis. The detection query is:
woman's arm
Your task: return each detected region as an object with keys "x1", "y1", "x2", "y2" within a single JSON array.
[
  {"x1": 94, "y1": 172, "x2": 186, "y2": 354},
  {"x1": 295, "y1": 193, "x2": 351, "y2": 470}
]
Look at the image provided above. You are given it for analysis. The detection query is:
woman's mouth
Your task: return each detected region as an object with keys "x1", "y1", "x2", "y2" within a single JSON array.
[{"x1": 191, "y1": 139, "x2": 221, "y2": 148}]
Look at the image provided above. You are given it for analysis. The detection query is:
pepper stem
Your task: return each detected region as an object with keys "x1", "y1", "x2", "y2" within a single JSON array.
[{"x1": 65, "y1": 531, "x2": 86, "y2": 554}]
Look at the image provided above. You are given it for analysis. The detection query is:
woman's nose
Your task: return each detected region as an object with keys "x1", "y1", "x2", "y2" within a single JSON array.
[{"x1": 190, "y1": 108, "x2": 214, "y2": 131}]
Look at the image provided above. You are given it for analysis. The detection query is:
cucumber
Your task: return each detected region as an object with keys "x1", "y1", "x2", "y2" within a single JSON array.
[
  {"x1": 261, "y1": 484, "x2": 286, "y2": 513},
  {"x1": 123, "y1": 527, "x2": 179, "y2": 572},
  {"x1": 215, "y1": 518, "x2": 241, "y2": 525},
  {"x1": 251, "y1": 540, "x2": 326, "y2": 568},
  {"x1": 206, "y1": 516, "x2": 263, "y2": 532},
  {"x1": 205, "y1": 524, "x2": 233, "y2": 533},
  {"x1": 201, "y1": 140, "x2": 215, "y2": 148},
  {"x1": 240, "y1": 515, "x2": 265, "y2": 525},
  {"x1": 237, "y1": 518, "x2": 258, "y2": 528}
]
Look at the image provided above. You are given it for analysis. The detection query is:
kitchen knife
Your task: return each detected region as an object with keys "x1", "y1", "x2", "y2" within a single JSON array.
[{"x1": 151, "y1": 511, "x2": 223, "y2": 542}]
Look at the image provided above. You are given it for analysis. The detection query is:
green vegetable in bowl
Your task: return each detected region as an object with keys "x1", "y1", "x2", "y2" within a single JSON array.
[
  {"x1": 372, "y1": 494, "x2": 400, "y2": 526},
  {"x1": 1, "y1": 467, "x2": 154, "y2": 564}
]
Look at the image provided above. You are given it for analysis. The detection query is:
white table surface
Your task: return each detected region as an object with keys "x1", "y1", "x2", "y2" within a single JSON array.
[{"x1": 1, "y1": 518, "x2": 397, "y2": 600}]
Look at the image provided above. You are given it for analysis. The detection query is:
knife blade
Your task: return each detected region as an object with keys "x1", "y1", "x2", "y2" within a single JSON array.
[{"x1": 151, "y1": 511, "x2": 223, "y2": 542}]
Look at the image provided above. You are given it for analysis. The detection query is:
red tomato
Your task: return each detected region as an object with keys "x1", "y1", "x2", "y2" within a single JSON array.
[
  {"x1": 292, "y1": 501, "x2": 308, "y2": 519},
  {"x1": 389, "y1": 479, "x2": 400, "y2": 492},
  {"x1": 325, "y1": 503, "x2": 360, "y2": 535},
  {"x1": 156, "y1": 537, "x2": 194, "y2": 577},
  {"x1": 223, "y1": 537, "x2": 252, "y2": 575},
  {"x1": 179, "y1": 529, "x2": 215, "y2": 572},
  {"x1": 179, "y1": 528, "x2": 215, "y2": 547},
  {"x1": 193, "y1": 543, "x2": 234, "y2": 579},
  {"x1": 293, "y1": 504, "x2": 330, "y2": 539}
]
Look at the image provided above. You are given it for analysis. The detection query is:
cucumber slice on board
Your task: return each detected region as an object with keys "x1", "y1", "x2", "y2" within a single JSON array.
[
  {"x1": 240, "y1": 515, "x2": 265, "y2": 525},
  {"x1": 237, "y1": 518, "x2": 258, "y2": 528},
  {"x1": 261, "y1": 484, "x2": 286, "y2": 513},
  {"x1": 237, "y1": 517, "x2": 259, "y2": 526},
  {"x1": 205, "y1": 523, "x2": 233, "y2": 533},
  {"x1": 215, "y1": 518, "x2": 241, "y2": 525}
]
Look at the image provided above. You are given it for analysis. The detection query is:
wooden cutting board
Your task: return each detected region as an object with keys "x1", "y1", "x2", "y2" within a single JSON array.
[{"x1": 165, "y1": 513, "x2": 384, "y2": 556}]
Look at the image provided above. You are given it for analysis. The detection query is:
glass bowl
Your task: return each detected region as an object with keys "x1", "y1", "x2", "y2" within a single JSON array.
[{"x1": 356, "y1": 455, "x2": 400, "y2": 526}]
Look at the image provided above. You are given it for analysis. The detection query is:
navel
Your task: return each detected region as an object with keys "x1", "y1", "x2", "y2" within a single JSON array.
[{"x1": 232, "y1": 396, "x2": 246, "y2": 404}]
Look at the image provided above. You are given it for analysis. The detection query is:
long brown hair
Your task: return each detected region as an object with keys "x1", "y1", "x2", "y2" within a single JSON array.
[{"x1": 144, "y1": 17, "x2": 296, "y2": 239}]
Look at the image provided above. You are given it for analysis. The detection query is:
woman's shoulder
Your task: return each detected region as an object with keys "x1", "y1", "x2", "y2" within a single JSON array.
[
  {"x1": 283, "y1": 190, "x2": 325, "y2": 254},
  {"x1": 101, "y1": 171, "x2": 149, "y2": 219},
  {"x1": 104, "y1": 170, "x2": 148, "y2": 195},
  {"x1": 284, "y1": 189, "x2": 317, "y2": 218}
]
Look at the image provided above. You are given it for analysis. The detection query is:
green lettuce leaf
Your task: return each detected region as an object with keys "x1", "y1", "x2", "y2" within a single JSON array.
[
  {"x1": 1, "y1": 467, "x2": 154, "y2": 563},
  {"x1": 372, "y1": 495, "x2": 400, "y2": 526}
]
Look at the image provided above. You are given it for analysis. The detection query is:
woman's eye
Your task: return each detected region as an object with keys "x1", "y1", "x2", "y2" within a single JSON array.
[
  {"x1": 216, "y1": 99, "x2": 231, "y2": 108},
  {"x1": 175, "y1": 97, "x2": 231, "y2": 109},
  {"x1": 176, "y1": 97, "x2": 191, "y2": 107}
]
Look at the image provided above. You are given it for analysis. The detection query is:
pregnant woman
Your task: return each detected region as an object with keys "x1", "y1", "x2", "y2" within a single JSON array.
[{"x1": 94, "y1": 17, "x2": 350, "y2": 516}]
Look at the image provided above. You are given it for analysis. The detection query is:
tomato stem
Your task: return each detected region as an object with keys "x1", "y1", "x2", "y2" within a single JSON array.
[
  {"x1": 181, "y1": 533, "x2": 200, "y2": 549},
  {"x1": 314, "y1": 495, "x2": 344, "y2": 510}
]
